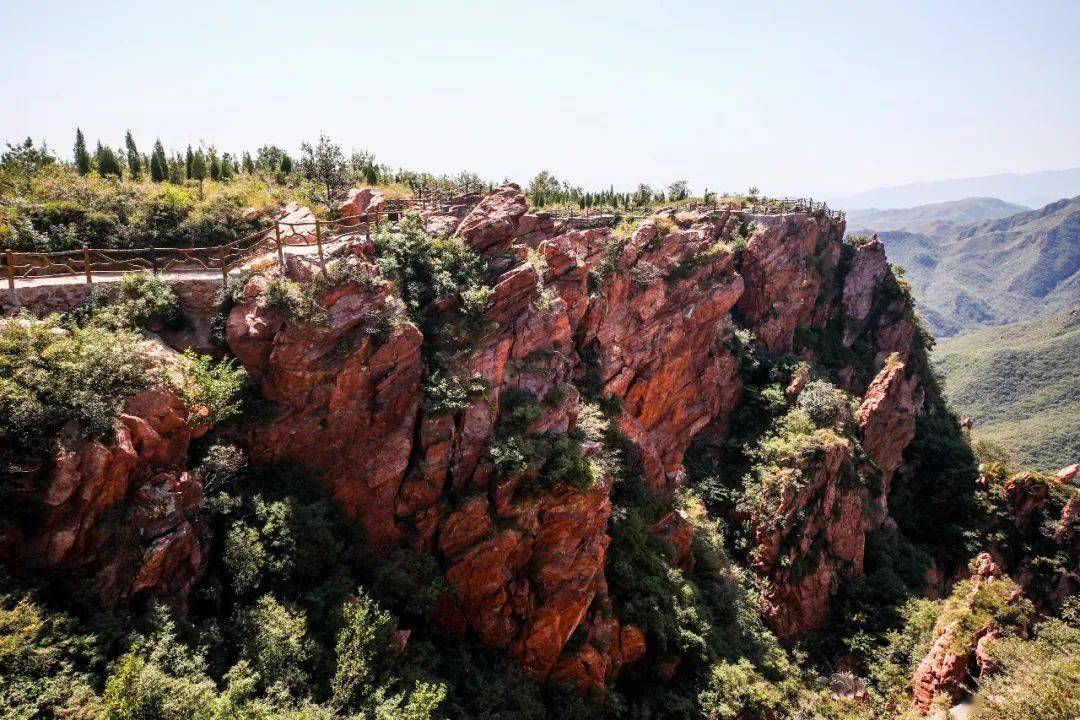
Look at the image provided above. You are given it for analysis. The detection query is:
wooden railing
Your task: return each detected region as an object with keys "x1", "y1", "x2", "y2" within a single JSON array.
[{"x1": 3, "y1": 202, "x2": 412, "y2": 290}]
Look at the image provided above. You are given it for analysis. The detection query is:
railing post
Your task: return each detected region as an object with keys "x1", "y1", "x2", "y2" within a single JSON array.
[
  {"x1": 83, "y1": 246, "x2": 92, "y2": 284},
  {"x1": 150, "y1": 246, "x2": 159, "y2": 275},
  {"x1": 275, "y1": 223, "x2": 285, "y2": 269},
  {"x1": 5, "y1": 250, "x2": 15, "y2": 292},
  {"x1": 219, "y1": 246, "x2": 229, "y2": 284},
  {"x1": 315, "y1": 219, "x2": 324, "y2": 263}
]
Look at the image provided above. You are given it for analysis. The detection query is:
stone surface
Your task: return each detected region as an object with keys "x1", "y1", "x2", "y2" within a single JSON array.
[
  {"x1": 0, "y1": 374, "x2": 209, "y2": 602},
  {"x1": 454, "y1": 183, "x2": 528, "y2": 253},
  {"x1": 752, "y1": 437, "x2": 876, "y2": 639},
  {"x1": 736, "y1": 211, "x2": 843, "y2": 353},
  {"x1": 337, "y1": 187, "x2": 387, "y2": 223},
  {"x1": 858, "y1": 357, "x2": 924, "y2": 486}
]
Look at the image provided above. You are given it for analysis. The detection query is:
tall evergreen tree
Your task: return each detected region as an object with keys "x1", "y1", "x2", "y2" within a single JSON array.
[
  {"x1": 73, "y1": 128, "x2": 91, "y2": 175},
  {"x1": 185, "y1": 145, "x2": 194, "y2": 179},
  {"x1": 149, "y1": 153, "x2": 164, "y2": 183},
  {"x1": 168, "y1": 154, "x2": 183, "y2": 184},
  {"x1": 280, "y1": 154, "x2": 293, "y2": 174},
  {"x1": 209, "y1": 151, "x2": 221, "y2": 181},
  {"x1": 242, "y1": 151, "x2": 255, "y2": 174},
  {"x1": 149, "y1": 140, "x2": 168, "y2": 182},
  {"x1": 220, "y1": 153, "x2": 233, "y2": 180},
  {"x1": 124, "y1": 131, "x2": 141, "y2": 179},
  {"x1": 94, "y1": 142, "x2": 122, "y2": 177},
  {"x1": 191, "y1": 150, "x2": 208, "y2": 198}
]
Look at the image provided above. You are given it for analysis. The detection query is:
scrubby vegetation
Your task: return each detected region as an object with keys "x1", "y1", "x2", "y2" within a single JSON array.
[
  {"x1": 0, "y1": 316, "x2": 149, "y2": 452},
  {"x1": 933, "y1": 309, "x2": 1079, "y2": 471}
]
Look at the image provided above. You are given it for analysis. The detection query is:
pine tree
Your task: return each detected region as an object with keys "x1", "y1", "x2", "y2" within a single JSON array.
[
  {"x1": 149, "y1": 153, "x2": 164, "y2": 183},
  {"x1": 190, "y1": 150, "x2": 207, "y2": 198},
  {"x1": 74, "y1": 128, "x2": 90, "y2": 175},
  {"x1": 150, "y1": 140, "x2": 168, "y2": 182},
  {"x1": 209, "y1": 151, "x2": 221, "y2": 181},
  {"x1": 185, "y1": 146, "x2": 194, "y2": 179},
  {"x1": 124, "y1": 131, "x2": 141, "y2": 179},
  {"x1": 94, "y1": 142, "x2": 122, "y2": 177},
  {"x1": 280, "y1": 154, "x2": 293, "y2": 174},
  {"x1": 219, "y1": 153, "x2": 233, "y2": 180},
  {"x1": 242, "y1": 152, "x2": 255, "y2": 174},
  {"x1": 168, "y1": 154, "x2": 183, "y2": 184}
]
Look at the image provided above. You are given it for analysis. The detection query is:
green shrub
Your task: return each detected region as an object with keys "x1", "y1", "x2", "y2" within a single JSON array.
[
  {"x1": 423, "y1": 372, "x2": 487, "y2": 415},
  {"x1": 331, "y1": 590, "x2": 396, "y2": 711},
  {"x1": 970, "y1": 615, "x2": 1080, "y2": 720},
  {"x1": 795, "y1": 379, "x2": 853, "y2": 428},
  {"x1": 83, "y1": 273, "x2": 181, "y2": 331},
  {"x1": 0, "y1": 317, "x2": 148, "y2": 451},
  {"x1": 170, "y1": 349, "x2": 248, "y2": 427}
]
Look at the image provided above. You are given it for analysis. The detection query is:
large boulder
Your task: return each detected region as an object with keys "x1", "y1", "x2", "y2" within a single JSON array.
[
  {"x1": 337, "y1": 187, "x2": 387, "y2": 224},
  {"x1": 455, "y1": 183, "x2": 528, "y2": 253}
]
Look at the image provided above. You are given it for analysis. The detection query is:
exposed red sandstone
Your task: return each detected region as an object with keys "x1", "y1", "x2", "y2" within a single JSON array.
[
  {"x1": 841, "y1": 237, "x2": 888, "y2": 345},
  {"x1": 736, "y1": 211, "x2": 842, "y2": 354},
  {"x1": 454, "y1": 183, "x2": 528, "y2": 254},
  {"x1": 909, "y1": 554, "x2": 1020, "y2": 714},
  {"x1": 220, "y1": 186, "x2": 940, "y2": 684},
  {"x1": 753, "y1": 437, "x2": 876, "y2": 639},
  {"x1": 337, "y1": 187, "x2": 387, "y2": 222},
  {"x1": 1, "y1": 377, "x2": 209, "y2": 602},
  {"x1": 575, "y1": 212, "x2": 745, "y2": 489},
  {"x1": 857, "y1": 357, "x2": 924, "y2": 487}
]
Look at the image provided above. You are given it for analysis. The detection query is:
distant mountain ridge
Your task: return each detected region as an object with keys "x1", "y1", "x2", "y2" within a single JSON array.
[
  {"x1": 833, "y1": 167, "x2": 1080, "y2": 210},
  {"x1": 846, "y1": 197, "x2": 1028, "y2": 236},
  {"x1": 872, "y1": 195, "x2": 1080, "y2": 337}
]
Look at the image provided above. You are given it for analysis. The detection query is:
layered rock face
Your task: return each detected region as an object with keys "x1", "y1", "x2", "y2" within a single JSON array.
[
  {"x1": 0, "y1": 366, "x2": 210, "y2": 602},
  {"x1": 909, "y1": 553, "x2": 1025, "y2": 714},
  {"x1": 216, "y1": 185, "x2": 926, "y2": 684}
]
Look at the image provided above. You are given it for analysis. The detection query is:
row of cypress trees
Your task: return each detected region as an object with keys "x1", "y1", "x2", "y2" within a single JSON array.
[{"x1": 72, "y1": 129, "x2": 290, "y2": 183}]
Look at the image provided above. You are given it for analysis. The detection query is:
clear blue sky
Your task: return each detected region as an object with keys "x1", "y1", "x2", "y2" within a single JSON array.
[{"x1": 2, "y1": 0, "x2": 1077, "y2": 197}]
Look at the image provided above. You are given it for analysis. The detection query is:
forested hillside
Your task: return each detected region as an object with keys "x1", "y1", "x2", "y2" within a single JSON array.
[
  {"x1": 876, "y1": 196, "x2": 1079, "y2": 337},
  {"x1": 934, "y1": 308, "x2": 1079, "y2": 471}
]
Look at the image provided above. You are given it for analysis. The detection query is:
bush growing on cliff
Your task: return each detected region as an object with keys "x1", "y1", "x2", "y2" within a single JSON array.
[
  {"x1": 374, "y1": 215, "x2": 487, "y2": 322},
  {"x1": 170, "y1": 349, "x2": 248, "y2": 428},
  {"x1": 78, "y1": 272, "x2": 181, "y2": 331},
  {"x1": 0, "y1": 317, "x2": 148, "y2": 452}
]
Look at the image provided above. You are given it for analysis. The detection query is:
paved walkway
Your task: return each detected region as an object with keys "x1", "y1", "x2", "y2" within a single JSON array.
[{"x1": 10, "y1": 235, "x2": 357, "y2": 290}]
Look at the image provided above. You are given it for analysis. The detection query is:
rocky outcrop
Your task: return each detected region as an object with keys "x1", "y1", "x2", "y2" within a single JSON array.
[
  {"x1": 227, "y1": 260, "x2": 424, "y2": 549},
  {"x1": 752, "y1": 436, "x2": 876, "y2": 639},
  {"x1": 841, "y1": 237, "x2": 888, "y2": 345},
  {"x1": 337, "y1": 187, "x2": 387, "y2": 223},
  {"x1": 857, "y1": 357, "x2": 924, "y2": 486},
  {"x1": 455, "y1": 183, "x2": 528, "y2": 254},
  {"x1": 575, "y1": 212, "x2": 745, "y2": 489},
  {"x1": 910, "y1": 554, "x2": 1025, "y2": 714},
  {"x1": 220, "y1": 185, "x2": 935, "y2": 687},
  {"x1": 0, "y1": 366, "x2": 210, "y2": 602},
  {"x1": 736, "y1": 211, "x2": 843, "y2": 353}
]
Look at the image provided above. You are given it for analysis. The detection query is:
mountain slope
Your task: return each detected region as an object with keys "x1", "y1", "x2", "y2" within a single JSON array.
[
  {"x1": 877, "y1": 196, "x2": 1080, "y2": 336},
  {"x1": 933, "y1": 308, "x2": 1079, "y2": 471},
  {"x1": 834, "y1": 166, "x2": 1080, "y2": 209},
  {"x1": 846, "y1": 197, "x2": 1028, "y2": 235}
]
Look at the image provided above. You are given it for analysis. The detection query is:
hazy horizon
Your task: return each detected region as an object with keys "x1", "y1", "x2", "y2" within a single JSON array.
[{"x1": 3, "y1": 0, "x2": 1078, "y2": 198}]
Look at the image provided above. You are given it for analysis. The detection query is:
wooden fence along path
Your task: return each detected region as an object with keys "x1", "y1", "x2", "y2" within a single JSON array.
[
  {"x1": 4, "y1": 191, "x2": 843, "y2": 295},
  {"x1": 3, "y1": 200, "x2": 413, "y2": 292}
]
